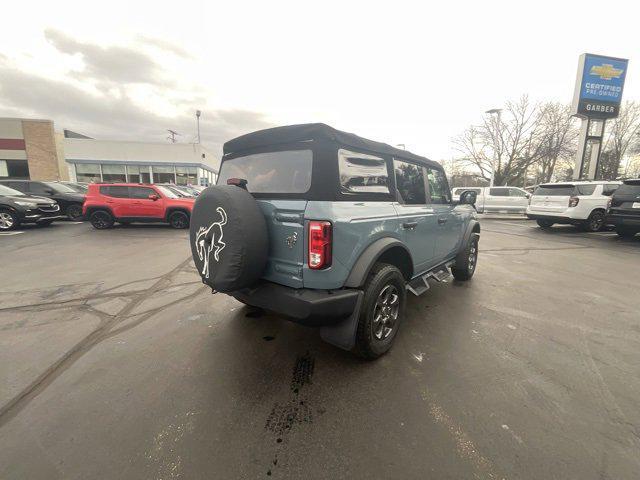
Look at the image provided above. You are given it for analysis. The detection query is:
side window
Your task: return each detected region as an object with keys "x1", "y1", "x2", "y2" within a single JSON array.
[
  {"x1": 426, "y1": 168, "x2": 451, "y2": 204},
  {"x1": 394, "y1": 160, "x2": 426, "y2": 205},
  {"x1": 489, "y1": 188, "x2": 509, "y2": 196},
  {"x1": 509, "y1": 188, "x2": 527, "y2": 197},
  {"x1": 1, "y1": 181, "x2": 27, "y2": 192},
  {"x1": 130, "y1": 186, "x2": 156, "y2": 199},
  {"x1": 100, "y1": 186, "x2": 129, "y2": 198},
  {"x1": 602, "y1": 184, "x2": 619, "y2": 196},
  {"x1": 338, "y1": 149, "x2": 390, "y2": 194},
  {"x1": 576, "y1": 185, "x2": 596, "y2": 195},
  {"x1": 28, "y1": 182, "x2": 50, "y2": 194}
]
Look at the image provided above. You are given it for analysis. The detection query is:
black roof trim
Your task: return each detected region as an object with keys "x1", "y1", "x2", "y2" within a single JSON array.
[{"x1": 223, "y1": 123, "x2": 442, "y2": 170}]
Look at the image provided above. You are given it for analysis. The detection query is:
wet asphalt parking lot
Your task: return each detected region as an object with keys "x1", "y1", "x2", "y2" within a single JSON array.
[{"x1": 0, "y1": 218, "x2": 639, "y2": 480}]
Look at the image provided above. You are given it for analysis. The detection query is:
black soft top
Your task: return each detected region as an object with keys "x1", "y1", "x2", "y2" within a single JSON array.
[{"x1": 223, "y1": 123, "x2": 442, "y2": 171}]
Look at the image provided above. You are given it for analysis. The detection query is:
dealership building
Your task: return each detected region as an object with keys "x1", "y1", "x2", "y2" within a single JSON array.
[{"x1": 0, "y1": 117, "x2": 219, "y2": 186}]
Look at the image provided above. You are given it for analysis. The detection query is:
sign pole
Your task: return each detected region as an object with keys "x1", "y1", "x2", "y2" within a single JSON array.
[
  {"x1": 573, "y1": 118, "x2": 606, "y2": 180},
  {"x1": 587, "y1": 119, "x2": 605, "y2": 180}
]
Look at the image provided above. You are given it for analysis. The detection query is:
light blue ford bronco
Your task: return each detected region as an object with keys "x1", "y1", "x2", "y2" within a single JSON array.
[{"x1": 190, "y1": 124, "x2": 480, "y2": 359}]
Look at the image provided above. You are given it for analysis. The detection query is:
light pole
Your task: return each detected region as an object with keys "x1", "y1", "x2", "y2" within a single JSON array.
[
  {"x1": 485, "y1": 108, "x2": 502, "y2": 187},
  {"x1": 196, "y1": 110, "x2": 201, "y2": 144}
]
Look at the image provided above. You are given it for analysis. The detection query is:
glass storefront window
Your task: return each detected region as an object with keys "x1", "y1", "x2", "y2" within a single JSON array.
[
  {"x1": 75, "y1": 163, "x2": 101, "y2": 183},
  {"x1": 139, "y1": 166, "x2": 151, "y2": 183},
  {"x1": 176, "y1": 166, "x2": 198, "y2": 185},
  {"x1": 152, "y1": 165, "x2": 175, "y2": 183},
  {"x1": 127, "y1": 165, "x2": 140, "y2": 183},
  {"x1": 101, "y1": 164, "x2": 126, "y2": 183}
]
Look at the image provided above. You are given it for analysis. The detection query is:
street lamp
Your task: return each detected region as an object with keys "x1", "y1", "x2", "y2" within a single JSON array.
[
  {"x1": 196, "y1": 110, "x2": 202, "y2": 144},
  {"x1": 485, "y1": 108, "x2": 502, "y2": 187}
]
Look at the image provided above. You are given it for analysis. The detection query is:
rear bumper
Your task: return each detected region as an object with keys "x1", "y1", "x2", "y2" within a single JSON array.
[
  {"x1": 526, "y1": 213, "x2": 582, "y2": 224},
  {"x1": 231, "y1": 282, "x2": 362, "y2": 327}
]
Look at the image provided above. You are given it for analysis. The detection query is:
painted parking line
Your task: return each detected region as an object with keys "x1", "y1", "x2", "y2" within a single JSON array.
[{"x1": 0, "y1": 231, "x2": 25, "y2": 236}]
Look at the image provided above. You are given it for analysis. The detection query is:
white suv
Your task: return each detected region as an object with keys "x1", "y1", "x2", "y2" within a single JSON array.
[{"x1": 526, "y1": 181, "x2": 620, "y2": 231}]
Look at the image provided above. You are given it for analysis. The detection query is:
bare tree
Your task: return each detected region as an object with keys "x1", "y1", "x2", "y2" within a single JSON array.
[
  {"x1": 533, "y1": 103, "x2": 578, "y2": 184},
  {"x1": 599, "y1": 101, "x2": 640, "y2": 179},
  {"x1": 453, "y1": 95, "x2": 547, "y2": 186}
]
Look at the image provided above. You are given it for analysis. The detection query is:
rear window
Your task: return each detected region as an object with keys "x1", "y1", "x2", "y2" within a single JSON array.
[
  {"x1": 534, "y1": 185, "x2": 576, "y2": 196},
  {"x1": 218, "y1": 150, "x2": 312, "y2": 194},
  {"x1": 615, "y1": 181, "x2": 640, "y2": 196}
]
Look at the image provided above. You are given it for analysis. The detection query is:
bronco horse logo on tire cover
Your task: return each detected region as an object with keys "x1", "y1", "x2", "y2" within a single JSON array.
[{"x1": 195, "y1": 207, "x2": 228, "y2": 279}]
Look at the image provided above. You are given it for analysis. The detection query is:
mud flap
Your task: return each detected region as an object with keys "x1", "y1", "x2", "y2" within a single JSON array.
[{"x1": 319, "y1": 291, "x2": 364, "y2": 351}]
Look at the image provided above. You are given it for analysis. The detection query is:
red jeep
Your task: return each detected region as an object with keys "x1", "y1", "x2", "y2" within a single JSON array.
[{"x1": 83, "y1": 183, "x2": 195, "y2": 229}]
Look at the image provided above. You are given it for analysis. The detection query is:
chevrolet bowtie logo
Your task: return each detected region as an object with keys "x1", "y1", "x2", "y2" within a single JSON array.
[{"x1": 589, "y1": 63, "x2": 624, "y2": 80}]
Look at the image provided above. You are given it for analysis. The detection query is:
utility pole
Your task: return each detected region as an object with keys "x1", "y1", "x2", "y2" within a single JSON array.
[
  {"x1": 167, "y1": 129, "x2": 181, "y2": 143},
  {"x1": 196, "y1": 110, "x2": 201, "y2": 144},
  {"x1": 485, "y1": 108, "x2": 503, "y2": 187}
]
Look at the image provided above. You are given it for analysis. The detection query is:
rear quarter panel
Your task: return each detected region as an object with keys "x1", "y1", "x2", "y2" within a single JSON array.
[{"x1": 303, "y1": 201, "x2": 401, "y2": 290}]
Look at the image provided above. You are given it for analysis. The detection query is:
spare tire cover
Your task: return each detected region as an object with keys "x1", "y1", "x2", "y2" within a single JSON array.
[{"x1": 190, "y1": 185, "x2": 268, "y2": 292}]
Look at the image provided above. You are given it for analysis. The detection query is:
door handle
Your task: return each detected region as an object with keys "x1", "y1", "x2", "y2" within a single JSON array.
[
  {"x1": 402, "y1": 221, "x2": 418, "y2": 230},
  {"x1": 438, "y1": 217, "x2": 448, "y2": 225}
]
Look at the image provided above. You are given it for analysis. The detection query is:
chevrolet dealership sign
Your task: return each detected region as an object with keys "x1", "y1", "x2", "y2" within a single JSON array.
[{"x1": 571, "y1": 53, "x2": 628, "y2": 118}]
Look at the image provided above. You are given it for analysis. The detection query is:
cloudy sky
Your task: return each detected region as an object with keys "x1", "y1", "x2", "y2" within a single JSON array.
[{"x1": 1, "y1": 0, "x2": 638, "y2": 159}]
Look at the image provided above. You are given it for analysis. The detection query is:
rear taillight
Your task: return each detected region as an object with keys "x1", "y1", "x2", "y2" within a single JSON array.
[
  {"x1": 606, "y1": 198, "x2": 612, "y2": 212},
  {"x1": 569, "y1": 197, "x2": 579, "y2": 208},
  {"x1": 308, "y1": 221, "x2": 332, "y2": 269}
]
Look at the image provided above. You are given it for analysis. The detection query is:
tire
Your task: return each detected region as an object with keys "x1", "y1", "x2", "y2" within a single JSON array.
[
  {"x1": 66, "y1": 203, "x2": 83, "y2": 221},
  {"x1": 89, "y1": 210, "x2": 114, "y2": 229},
  {"x1": 189, "y1": 185, "x2": 269, "y2": 292},
  {"x1": 354, "y1": 263, "x2": 406, "y2": 360},
  {"x1": 169, "y1": 211, "x2": 189, "y2": 229},
  {"x1": 537, "y1": 219, "x2": 554, "y2": 229},
  {"x1": 616, "y1": 228, "x2": 637, "y2": 238},
  {"x1": 452, "y1": 234, "x2": 478, "y2": 281},
  {"x1": 582, "y1": 210, "x2": 605, "y2": 232},
  {"x1": 0, "y1": 209, "x2": 19, "y2": 231}
]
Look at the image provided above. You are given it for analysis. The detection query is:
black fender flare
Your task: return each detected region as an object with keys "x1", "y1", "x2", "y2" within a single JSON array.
[
  {"x1": 455, "y1": 219, "x2": 480, "y2": 266},
  {"x1": 85, "y1": 205, "x2": 114, "y2": 217},
  {"x1": 343, "y1": 237, "x2": 413, "y2": 288}
]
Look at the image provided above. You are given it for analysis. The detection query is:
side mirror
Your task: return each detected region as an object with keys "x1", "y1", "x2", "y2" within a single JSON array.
[
  {"x1": 459, "y1": 190, "x2": 477, "y2": 206},
  {"x1": 148, "y1": 193, "x2": 159, "y2": 201},
  {"x1": 45, "y1": 188, "x2": 55, "y2": 195},
  {"x1": 525, "y1": 193, "x2": 531, "y2": 199}
]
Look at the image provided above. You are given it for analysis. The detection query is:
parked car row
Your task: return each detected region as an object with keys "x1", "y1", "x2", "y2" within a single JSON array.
[
  {"x1": 0, "y1": 179, "x2": 198, "y2": 232},
  {"x1": 453, "y1": 179, "x2": 640, "y2": 237}
]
